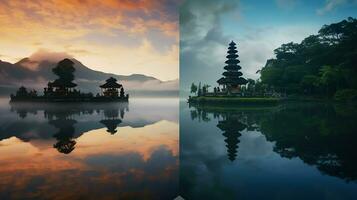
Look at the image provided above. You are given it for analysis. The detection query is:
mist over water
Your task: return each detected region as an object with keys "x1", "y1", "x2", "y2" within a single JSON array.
[{"x1": 0, "y1": 98, "x2": 179, "y2": 199}]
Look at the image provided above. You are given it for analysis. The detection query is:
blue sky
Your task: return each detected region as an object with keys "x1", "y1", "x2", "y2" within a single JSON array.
[
  {"x1": 224, "y1": 0, "x2": 357, "y2": 34},
  {"x1": 180, "y1": 0, "x2": 357, "y2": 93}
]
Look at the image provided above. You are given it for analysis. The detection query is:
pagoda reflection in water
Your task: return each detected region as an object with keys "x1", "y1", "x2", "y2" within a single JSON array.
[
  {"x1": 189, "y1": 104, "x2": 247, "y2": 161},
  {"x1": 217, "y1": 114, "x2": 246, "y2": 161}
]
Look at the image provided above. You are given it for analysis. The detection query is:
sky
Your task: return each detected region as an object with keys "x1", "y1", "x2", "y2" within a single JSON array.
[
  {"x1": 0, "y1": 0, "x2": 179, "y2": 81},
  {"x1": 180, "y1": 0, "x2": 357, "y2": 91}
]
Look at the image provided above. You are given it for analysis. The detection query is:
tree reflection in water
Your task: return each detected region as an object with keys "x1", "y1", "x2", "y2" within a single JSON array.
[
  {"x1": 10, "y1": 102, "x2": 128, "y2": 154},
  {"x1": 188, "y1": 102, "x2": 357, "y2": 181}
]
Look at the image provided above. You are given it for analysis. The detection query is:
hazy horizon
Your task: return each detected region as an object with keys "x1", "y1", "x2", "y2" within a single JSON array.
[{"x1": 0, "y1": 0, "x2": 179, "y2": 81}]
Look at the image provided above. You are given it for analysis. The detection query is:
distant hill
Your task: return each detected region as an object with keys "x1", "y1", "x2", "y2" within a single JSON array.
[{"x1": 0, "y1": 57, "x2": 178, "y2": 97}]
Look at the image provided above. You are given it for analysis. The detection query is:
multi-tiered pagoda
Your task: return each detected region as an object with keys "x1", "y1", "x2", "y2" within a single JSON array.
[{"x1": 217, "y1": 41, "x2": 247, "y2": 94}]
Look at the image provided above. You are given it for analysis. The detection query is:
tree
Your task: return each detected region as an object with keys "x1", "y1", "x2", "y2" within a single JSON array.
[
  {"x1": 203, "y1": 84, "x2": 211, "y2": 93},
  {"x1": 247, "y1": 79, "x2": 255, "y2": 92},
  {"x1": 190, "y1": 83, "x2": 198, "y2": 95},
  {"x1": 52, "y1": 58, "x2": 76, "y2": 83},
  {"x1": 274, "y1": 42, "x2": 300, "y2": 61},
  {"x1": 120, "y1": 87, "x2": 125, "y2": 97},
  {"x1": 259, "y1": 17, "x2": 357, "y2": 97},
  {"x1": 197, "y1": 82, "x2": 202, "y2": 96},
  {"x1": 318, "y1": 65, "x2": 343, "y2": 96},
  {"x1": 300, "y1": 75, "x2": 319, "y2": 94}
]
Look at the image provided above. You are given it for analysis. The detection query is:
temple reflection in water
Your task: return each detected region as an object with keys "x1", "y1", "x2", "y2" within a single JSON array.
[
  {"x1": 0, "y1": 98, "x2": 179, "y2": 199},
  {"x1": 187, "y1": 102, "x2": 357, "y2": 181},
  {"x1": 9, "y1": 102, "x2": 128, "y2": 154}
]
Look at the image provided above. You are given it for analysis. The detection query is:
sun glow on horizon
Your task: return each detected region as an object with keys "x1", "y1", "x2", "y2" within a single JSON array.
[{"x1": 0, "y1": 0, "x2": 179, "y2": 81}]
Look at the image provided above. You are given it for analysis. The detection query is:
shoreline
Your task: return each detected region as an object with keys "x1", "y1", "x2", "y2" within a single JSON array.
[{"x1": 187, "y1": 96, "x2": 357, "y2": 105}]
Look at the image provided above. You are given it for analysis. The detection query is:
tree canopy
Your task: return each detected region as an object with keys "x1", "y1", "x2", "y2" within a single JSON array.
[
  {"x1": 52, "y1": 59, "x2": 76, "y2": 83},
  {"x1": 260, "y1": 17, "x2": 357, "y2": 98}
]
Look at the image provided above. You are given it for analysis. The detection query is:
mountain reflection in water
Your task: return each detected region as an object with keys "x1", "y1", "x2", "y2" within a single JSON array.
[
  {"x1": 180, "y1": 101, "x2": 357, "y2": 200},
  {"x1": 0, "y1": 98, "x2": 178, "y2": 199},
  {"x1": 9, "y1": 102, "x2": 129, "y2": 154}
]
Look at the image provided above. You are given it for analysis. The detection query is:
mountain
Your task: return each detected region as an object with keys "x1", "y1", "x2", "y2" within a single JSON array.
[{"x1": 0, "y1": 57, "x2": 178, "y2": 97}]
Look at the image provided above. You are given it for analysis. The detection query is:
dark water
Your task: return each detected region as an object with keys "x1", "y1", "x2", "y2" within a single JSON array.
[
  {"x1": 0, "y1": 98, "x2": 179, "y2": 199},
  {"x1": 180, "y1": 101, "x2": 357, "y2": 200}
]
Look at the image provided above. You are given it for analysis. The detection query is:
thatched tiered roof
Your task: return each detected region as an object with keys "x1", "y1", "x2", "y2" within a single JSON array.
[{"x1": 100, "y1": 77, "x2": 122, "y2": 88}]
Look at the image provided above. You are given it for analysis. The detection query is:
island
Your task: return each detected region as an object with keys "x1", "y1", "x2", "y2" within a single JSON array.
[
  {"x1": 10, "y1": 58, "x2": 129, "y2": 102},
  {"x1": 188, "y1": 41, "x2": 280, "y2": 105}
]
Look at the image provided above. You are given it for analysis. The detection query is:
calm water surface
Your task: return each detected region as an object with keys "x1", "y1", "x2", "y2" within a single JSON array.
[
  {"x1": 2, "y1": 97, "x2": 357, "y2": 200},
  {"x1": 0, "y1": 98, "x2": 178, "y2": 199},
  {"x1": 180, "y1": 100, "x2": 357, "y2": 200}
]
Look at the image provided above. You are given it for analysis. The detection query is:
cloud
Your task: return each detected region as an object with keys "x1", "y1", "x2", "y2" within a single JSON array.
[
  {"x1": 237, "y1": 24, "x2": 318, "y2": 79},
  {"x1": 0, "y1": 0, "x2": 179, "y2": 80},
  {"x1": 0, "y1": 0, "x2": 178, "y2": 37},
  {"x1": 316, "y1": 0, "x2": 347, "y2": 15},
  {"x1": 29, "y1": 49, "x2": 73, "y2": 62},
  {"x1": 180, "y1": 0, "x2": 320, "y2": 92},
  {"x1": 180, "y1": 0, "x2": 239, "y2": 90}
]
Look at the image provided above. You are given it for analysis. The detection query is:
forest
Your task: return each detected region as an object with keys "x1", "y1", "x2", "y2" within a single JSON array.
[{"x1": 259, "y1": 17, "x2": 357, "y2": 101}]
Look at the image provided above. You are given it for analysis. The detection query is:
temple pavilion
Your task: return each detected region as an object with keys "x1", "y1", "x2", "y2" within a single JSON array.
[
  {"x1": 100, "y1": 77, "x2": 123, "y2": 97},
  {"x1": 47, "y1": 79, "x2": 77, "y2": 95}
]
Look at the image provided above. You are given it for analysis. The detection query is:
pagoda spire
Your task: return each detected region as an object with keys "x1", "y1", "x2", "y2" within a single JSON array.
[{"x1": 217, "y1": 41, "x2": 247, "y2": 91}]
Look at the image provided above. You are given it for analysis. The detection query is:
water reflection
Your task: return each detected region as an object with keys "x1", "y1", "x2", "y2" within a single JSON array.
[
  {"x1": 190, "y1": 106, "x2": 246, "y2": 161},
  {"x1": 182, "y1": 102, "x2": 357, "y2": 199},
  {"x1": 0, "y1": 98, "x2": 179, "y2": 199},
  {"x1": 9, "y1": 102, "x2": 128, "y2": 154}
]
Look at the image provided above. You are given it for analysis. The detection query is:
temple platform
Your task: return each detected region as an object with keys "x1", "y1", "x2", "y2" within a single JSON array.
[
  {"x1": 10, "y1": 95, "x2": 129, "y2": 103},
  {"x1": 188, "y1": 96, "x2": 280, "y2": 105}
]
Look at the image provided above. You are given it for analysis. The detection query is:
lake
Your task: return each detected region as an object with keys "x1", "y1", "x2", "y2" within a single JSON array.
[
  {"x1": 0, "y1": 98, "x2": 179, "y2": 199},
  {"x1": 180, "y1": 100, "x2": 357, "y2": 200},
  {"x1": 1, "y1": 98, "x2": 357, "y2": 200}
]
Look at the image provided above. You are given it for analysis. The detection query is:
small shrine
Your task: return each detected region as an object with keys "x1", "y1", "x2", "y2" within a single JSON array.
[{"x1": 100, "y1": 77, "x2": 123, "y2": 98}]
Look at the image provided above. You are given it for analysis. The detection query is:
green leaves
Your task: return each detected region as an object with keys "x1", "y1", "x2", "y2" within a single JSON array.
[{"x1": 260, "y1": 17, "x2": 357, "y2": 98}]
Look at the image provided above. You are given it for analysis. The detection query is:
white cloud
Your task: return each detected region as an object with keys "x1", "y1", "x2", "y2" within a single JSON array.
[
  {"x1": 237, "y1": 25, "x2": 319, "y2": 80},
  {"x1": 180, "y1": 0, "x2": 319, "y2": 90},
  {"x1": 316, "y1": 0, "x2": 347, "y2": 15},
  {"x1": 29, "y1": 49, "x2": 73, "y2": 63}
]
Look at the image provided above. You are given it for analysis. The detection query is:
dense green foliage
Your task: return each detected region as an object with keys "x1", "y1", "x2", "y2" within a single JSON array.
[
  {"x1": 334, "y1": 89, "x2": 357, "y2": 101},
  {"x1": 260, "y1": 17, "x2": 357, "y2": 98}
]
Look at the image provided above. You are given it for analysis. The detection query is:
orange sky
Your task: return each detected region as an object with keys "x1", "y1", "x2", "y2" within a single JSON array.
[{"x1": 0, "y1": 0, "x2": 179, "y2": 81}]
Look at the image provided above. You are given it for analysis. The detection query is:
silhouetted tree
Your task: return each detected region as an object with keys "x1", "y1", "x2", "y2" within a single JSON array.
[
  {"x1": 16, "y1": 86, "x2": 28, "y2": 97},
  {"x1": 190, "y1": 83, "x2": 198, "y2": 95},
  {"x1": 120, "y1": 87, "x2": 125, "y2": 97},
  {"x1": 52, "y1": 58, "x2": 76, "y2": 83},
  {"x1": 197, "y1": 82, "x2": 202, "y2": 96}
]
